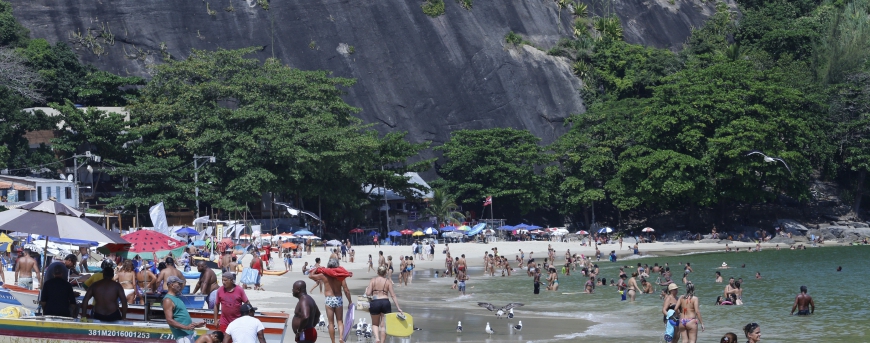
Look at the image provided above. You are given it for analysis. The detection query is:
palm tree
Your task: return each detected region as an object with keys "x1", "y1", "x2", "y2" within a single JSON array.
[{"x1": 425, "y1": 188, "x2": 466, "y2": 226}]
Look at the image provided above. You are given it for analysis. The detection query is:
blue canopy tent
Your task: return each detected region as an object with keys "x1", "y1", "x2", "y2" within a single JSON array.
[
  {"x1": 513, "y1": 223, "x2": 530, "y2": 229},
  {"x1": 527, "y1": 225, "x2": 542, "y2": 230},
  {"x1": 497, "y1": 225, "x2": 514, "y2": 231}
]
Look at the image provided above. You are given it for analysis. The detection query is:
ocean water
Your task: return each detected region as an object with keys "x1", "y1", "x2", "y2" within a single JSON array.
[{"x1": 389, "y1": 245, "x2": 870, "y2": 343}]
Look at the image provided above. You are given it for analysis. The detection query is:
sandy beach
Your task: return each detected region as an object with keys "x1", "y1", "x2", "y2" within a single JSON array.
[
  {"x1": 238, "y1": 238, "x2": 794, "y2": 342},
  {"x1": 1, "y1": 238, "x2": 838, "y2": 342}
]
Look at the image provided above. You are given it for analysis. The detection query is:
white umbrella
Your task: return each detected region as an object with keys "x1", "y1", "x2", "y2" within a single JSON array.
[
  {"x1": 424, "y1": 227, "x2": 439, "y2": 235},
  {"x1": 326, "y1": 239, "x2": 342, "y2": 246},
  {"x1": 576, "y1": 230, "x2": 589, "y2": 235},
  {"x1": 642, "y1": 227, "x2": 655, "y2": 233}
]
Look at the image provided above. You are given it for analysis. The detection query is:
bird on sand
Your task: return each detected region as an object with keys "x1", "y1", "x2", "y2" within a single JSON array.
[
  {"x1": 456, "y1": 321, "x2": 462, "y2": 333},
  {"x1": 486, "y1": 322, "x2": 495, "y2": 336},
  {"x1": 745, "y1": 151, "x2": 792, "y2": 175},
  {"x1": 513, "y1": 321, "x2": 523, "y2": 332},
  {"x1": 508, "y1": 308, "x2": 515, "y2": 318},
  {"x1": 477, "y1": 302, "x2": 524, "y2": 318},
  {"x1": 316, "y1": 314, "x2": 327, "y2": 331}
]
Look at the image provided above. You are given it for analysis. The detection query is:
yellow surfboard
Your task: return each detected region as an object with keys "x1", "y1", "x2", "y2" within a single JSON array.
[{"x1": 385, "y1": 312, "x2": 414, "y2": 337}]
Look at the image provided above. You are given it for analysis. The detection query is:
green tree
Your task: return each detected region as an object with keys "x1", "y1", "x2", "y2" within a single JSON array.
[
  {"x1": 0, "y1": 87, "x2": 58, "y2": 175},
  {"x1": 18, "y1": 39, "x2": 92, "y2": 104},
  {"x1": 424, "y1": 188, "x2": 465, "y2": 226},
  {"x1": 112, "y1": 47, "x2": 422, "y2": 220},
  {"x1": 434, "y1": 128, "x2": 551, "y2": 217},
  {"x1": 0, "y1": 0, "x2": 28, "y2": 47},
  {"x1": 830, "y1": 72, "x2": 870, "y2": 213}
]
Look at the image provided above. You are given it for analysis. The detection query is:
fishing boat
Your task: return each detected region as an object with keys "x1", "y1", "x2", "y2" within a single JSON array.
[
  {"x1": 3, "y1": 285, "x2": 289, "y2": 343},
  {"x1": 0, "y1": 287, "x2": 21, "y2": 306},
  {"x1": 0, "y1": 316, "x2": 208, "y2": 343}
]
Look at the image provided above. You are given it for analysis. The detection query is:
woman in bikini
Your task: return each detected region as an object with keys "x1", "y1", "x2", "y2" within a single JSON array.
[
  {"x1": 445, "y1": 253, "x2": 453, "y2": 277},
  {"x1": 546, "y1": 267, "x2": 559, "y2": 291},
  {"x1": 365, "y1": 265, "x2": 402, "y2": 343},
  {"x1": 626, "y1": 272, "x2": 639, "y2": 301},
  {"x1": 677, "y1": 281, "x2": 704, "y2": 343},
  {"x1": 114, "y1": 260, "x2": 137, "y2": 304}
]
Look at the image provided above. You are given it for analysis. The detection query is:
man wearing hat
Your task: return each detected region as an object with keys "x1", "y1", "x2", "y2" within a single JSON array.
[
  {"x1": 163, "y1": 276, "x2": 206, "y2": 343},
  {"x1": 223, "y1": 303, "x2": 266, "y2": 343},
  {"x1": 41, "y1": 254, "x2": 78, "y2": 289}
]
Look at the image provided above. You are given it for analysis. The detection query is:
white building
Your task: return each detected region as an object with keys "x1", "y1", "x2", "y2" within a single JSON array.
[{"x1": 0, "y1": 175, "x2": 78, "y2": 208}]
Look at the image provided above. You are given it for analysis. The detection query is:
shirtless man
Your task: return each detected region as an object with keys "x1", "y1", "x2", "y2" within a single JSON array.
[
  {"x1": 457, "y1": 254, "x2": 467, "y2": 276},
  {"x1": 221, "y1": 251, "x2": 232, "y2": 273},
  {"x1": 136, "y1": 262, "x2": 158, "y2": 298},
  {"x1": 79, "y1": 246, "x2": 90, "y2": 273},
  {"x1": 790, "y1": 285, "x2": 815, "y2": 315},
  {"x1": 14, "y1": 248, "x2": 40, "y2": 290},
  {"x1": 113, "y1": 260, "x2": 137, "y2": 303},
  {"x1": 724, "y1": 277, "x2": 737, "y2": 299},
  {"x1": 307, "y1": 258, "x2": 351, "y2": 343},
  {"x1": 193, "y1": 262, "x2": 220, "y2": 309},
  {"x1": 378, "y1": 251, "x2": 386, "y2": 268},
  {"x1": 292, "y1": 281, "x2": 321, "y2": 343},
  {"x1": 155, "y1": 257, "x2": 186, "y2": 292},
  {"x1": 641, "y1": 278, "x2": 653, "y2": 294},
  {"x1": 81, "y1": 267, "x2": 128, "y2": 322}
]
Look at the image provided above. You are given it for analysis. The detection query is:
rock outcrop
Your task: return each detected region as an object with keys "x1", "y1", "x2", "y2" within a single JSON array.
[{"x1": 8, "y1": 0, "x2": 731, "y2": 158}]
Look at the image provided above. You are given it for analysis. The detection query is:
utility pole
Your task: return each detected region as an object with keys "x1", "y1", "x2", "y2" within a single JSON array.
[
  {"x1": 193, "y1": 155, "x2": 216, "y2": 219},
  {"x1": 382, "y1": 166, "x2": 389, "y2": 235},
  {"x1": 72, "y1": 151, "x2": 100, "y2": 209}
]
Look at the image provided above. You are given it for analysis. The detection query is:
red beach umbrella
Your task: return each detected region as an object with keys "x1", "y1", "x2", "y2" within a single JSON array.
[
  {"x1": 349, "y1": 228, "x2": 364, "y2": 234},
  {"x1": 400, "y1": 229, "x2": 414, "y2": 235},
  {"x1": 122, "y1": 230, "x2": 185, "y2": 253}
]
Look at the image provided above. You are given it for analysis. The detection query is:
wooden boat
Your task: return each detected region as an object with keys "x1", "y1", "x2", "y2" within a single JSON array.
[
  {"x1": 0, "y1": 316, "x2": 208, "y2": 343},
  {"x1": 0, "y1": 287, "x2": 22, "y2": 306},
  {"x1": 262, "y1": 269, "x2": 288, "y2": 276},
  {"x1": 2, "y1": 284, "x2": 204, "y2": 312}
]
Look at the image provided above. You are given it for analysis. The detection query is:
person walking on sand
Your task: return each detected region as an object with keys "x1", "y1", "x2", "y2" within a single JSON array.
[
  {"x1": 366, "y1": 266, "x2": 404, "y2": 343},
  {"x1": 367, "y1": 254, "x2": 374, "y2": 273},
  {"x1": 790, "y1": 285, "x2": 815, "y2": 315},
  {"x1": 292, "y1": 280, "x2": 320, "y2": 343},
  {"x1": 676, "y1": 281, "x2": 704, "y2": 343},
  {"x1": 308, "y1": 258, "x2": 353, "y2": 343},
  {"x1": 378, "y1": 251, "x2": 386, "y2": 268}
]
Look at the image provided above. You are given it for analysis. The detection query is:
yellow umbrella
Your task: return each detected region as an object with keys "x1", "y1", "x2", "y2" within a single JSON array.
[
  {"x1": 0, "y1": 233, "x2": 12, "y2": 252},
  {"x1": 412, "y1": 230, "x2": 425, "y2": 237}
]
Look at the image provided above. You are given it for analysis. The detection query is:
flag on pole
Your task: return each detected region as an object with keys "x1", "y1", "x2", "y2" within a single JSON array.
[
  {"x1": 483, "y1": 196, "x2": 492, "y2": 206},
  {"x1": 149, "y1": 202, "x2": 169, "y2": 236}
]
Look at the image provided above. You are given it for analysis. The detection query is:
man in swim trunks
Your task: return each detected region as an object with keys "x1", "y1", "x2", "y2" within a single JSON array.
[
  {"x1": 308, "y1": 258, "x2": 352, "y2": 343},
  {"x1": 790, "y1": 285, "x2": 815, "y2": 315},
  {"x1": 155, "y1": 257, "x2": 186, "y2": 293},
  {"x1": 81, "y1": 267, "x2": 127, "y2": 322},
  {"x1": 457, "y1": 269, "x2": 469, "y2": 296},
  {"x1": 457, "y1": 254, "x2": 467, "y2": 274},
  {"x1": 15, "y1": 248, "x2": 40, "y2": 290},
  {"x1": 193, "y1": 261, "x2": 219, "y2": 309},
  {"x1": 292, "y1": 280, "x2": 321, "y2": 343}
]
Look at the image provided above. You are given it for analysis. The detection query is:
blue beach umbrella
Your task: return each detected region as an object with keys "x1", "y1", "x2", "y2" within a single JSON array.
[
  {"x1": 424, "y1": 227, "x2": 439, "y2": 235},
  {"x1": 388, "y1": 231, "x2": 402, "y2": 237},
  {"x1": 175, "y1": 227, "x2": 198, "y2": 236},
  {"x1": 598, "y1": 227, "x2": 613, "y2": 234},
  {"x1": 440, "y1": 226, "x2": 456, "y2": 232},
  {"x1": 295, "y1": 230, "x2": 314, "y2": 236},
  {"x1": 497, "y1": 225, "x2": 514, "y2": 231}
]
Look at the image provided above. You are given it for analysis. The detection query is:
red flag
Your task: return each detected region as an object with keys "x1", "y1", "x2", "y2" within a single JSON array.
[{"x1": 483, "y1": 196, "x2": 492, "y2": 206}]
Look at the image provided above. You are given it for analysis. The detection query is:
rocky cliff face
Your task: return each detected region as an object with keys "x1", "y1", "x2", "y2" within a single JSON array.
[{"x1": 9, "y1": 0, "x2": 730, "y2": 151}]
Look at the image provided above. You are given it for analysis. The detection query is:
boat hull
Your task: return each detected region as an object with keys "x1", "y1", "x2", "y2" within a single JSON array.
[
  {"x1": 0, "y1": 317, "x2": 208, "y2": 343},
  {"x1": 125, "y1": 305, "x2": 289, "y2": 343}
]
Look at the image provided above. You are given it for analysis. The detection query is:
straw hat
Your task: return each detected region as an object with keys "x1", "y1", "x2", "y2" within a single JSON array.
[
  {"x1": 667, "y1": 283, "x2": 679, "y2": 291},
  {"x1": 722, "y1": 262, "x2": 728, "y2": 267}
]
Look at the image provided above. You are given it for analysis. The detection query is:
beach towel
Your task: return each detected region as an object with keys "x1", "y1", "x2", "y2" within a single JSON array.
[
  {"x1": 240, "y1": 267, "x2": 259, "y2": 285},
  {"x1": 311, "y1": 267, "x2": 353, "y2": 281}
]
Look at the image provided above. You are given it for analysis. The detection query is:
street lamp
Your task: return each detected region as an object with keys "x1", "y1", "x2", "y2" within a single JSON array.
[
  {"x1": 193, "y1": 155, "x2": 216, "y2": 218},
  {"x1": 72, "y1": 151, "x2": 100, "y2": 209}
]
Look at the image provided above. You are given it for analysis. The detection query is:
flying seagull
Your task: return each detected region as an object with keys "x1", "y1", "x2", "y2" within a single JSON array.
[
  {"x1": 477, "y1": 302, "x2": 524, "y2": 318},
  {"x1": 513, "y1": 321, "x2": 523, "y2": 332},
  {"x1": 456, "y1": 321, "x2": 462, "y2": 333},
  {"x1": 485, "y1": 322, "x2": 495, "y2": 336},
  {"x1": 745, "y1": 151, "x2": 792, "y2": 175}
]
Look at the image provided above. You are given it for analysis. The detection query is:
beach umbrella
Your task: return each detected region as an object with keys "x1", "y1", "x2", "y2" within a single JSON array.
[
  {"x1": 261, "y1": 233, "x2": 272, "y2": 238},
  {"x1": 514, "y1": 229, "x2": 529, "y2": 234},
  {"x1": 513, "y1": 223, "x2": 529, "y2": 229},
  {"x1": 497, "y1": 225, "x2": 514, "y2": 231},
  {"x1": 388, "y1": 231, "x2": 402, "y2": 237},
  {"x1": 8, "y1": 232, "x2": 31, "y2": 238},
  {"x1": 294, "y1": 230, "x2": 314, "y2": 236},
  {"x1": 193, "y1": 240, "x2": 207, "y2": 246},
  {"x1": 349, "y1": 228, "x2": 364, "y2": 234},
  {"x1": 302, "y1": 235, "x2": 321, "y2": 240},
  {"x1": 282, "y1": 242, "x2": 298, "y2": 249},
  {"x1": 598, "y1": 227, "x2": 613, "y2": 234},
  {"x1": 576, "y1": 230, "x2": 589, "y2": 235},
  {"x1": 424, "y1": 227, "x2": 438, "y2": 235},
  {"x1": 175, "y1": 227, "x2": 198, "y2": 236},
  {"x1": 530, "y1": 229, "x2": 543, "y2": 234},
  {"x1": 483, "y1": 229, "x2": 495, "y2": 235},
  {"x1": 119, "y1": 230, "x2": 185, "y2": 253},
  {"x1": 456, "y1": 225, "x2": 470, "y2": 231},
  {"x1": 369, "y1": 231, "x2": 380, "y2": 236},
  {"x1": 400, "y1": 229, "x2": 414, "y2": 235},
  {"x1": 326, "y1": 239, "x2": 342, "y2": 246},
  {"x1": 527, "y1": 225, "x2": 542, "y2": 230},
  {"x1": 412, "y1": 230, "x2": 425, "y2": 237},
  {"x1": 440, "y1": 226, "x2": 456, "y2": 232},
  {"x1": 0, "y1": 200, "x2": 126, "y2": 244},
  {"x1": 642, "y1": 227, "x2": 655, "y2": 233},
  {"x1": 278, "y1": 232, "x2": 295, "y2": 237}
]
